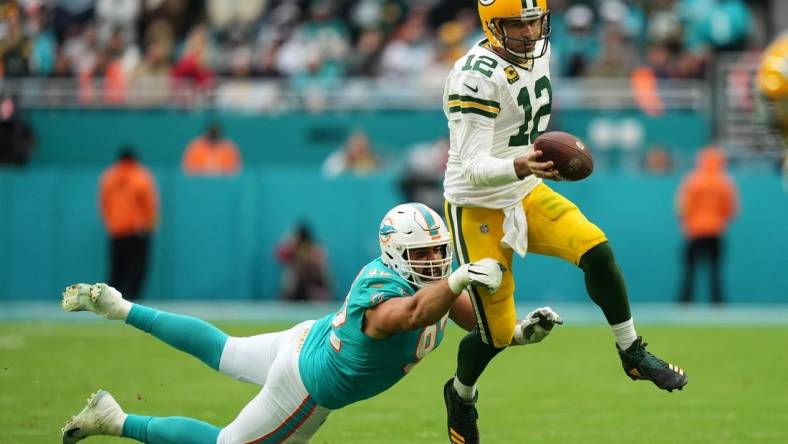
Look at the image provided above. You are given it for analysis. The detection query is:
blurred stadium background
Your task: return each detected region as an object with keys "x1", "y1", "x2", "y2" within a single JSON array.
[{"x1": 0, "y1": 0, "x2": 787, "y2": 442}]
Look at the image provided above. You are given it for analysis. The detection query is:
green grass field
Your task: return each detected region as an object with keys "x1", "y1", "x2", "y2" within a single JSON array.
[{"x1": 2, "y1": 322, "x2": 787, "y2": 443}]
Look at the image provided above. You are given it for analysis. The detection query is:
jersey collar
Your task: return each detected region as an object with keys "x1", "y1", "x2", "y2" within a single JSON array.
[{"x1": 477, "y1": 38, "x2": 539, "y2": 72}]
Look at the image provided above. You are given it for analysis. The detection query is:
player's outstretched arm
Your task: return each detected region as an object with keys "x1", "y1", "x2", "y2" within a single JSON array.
[
  {"x1": 449, "y1": 291, "x2": 477, "y2": 331},
  {"x1": 364, "y1": 259, "x2": 504, "y2": 338}
]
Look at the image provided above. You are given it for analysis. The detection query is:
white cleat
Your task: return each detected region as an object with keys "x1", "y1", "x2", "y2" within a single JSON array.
[
  {"x1": 61, "y1": 283, "x2": 131, "y2": 320},
  {"x1": 61, "y1": 390, "x2": 127, "y2": 443}
]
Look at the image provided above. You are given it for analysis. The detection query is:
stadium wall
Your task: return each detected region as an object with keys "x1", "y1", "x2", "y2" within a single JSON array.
[
  {"x1": 1, "y1": 169, "x2": 785, "y2": 303},
  {"x1": 26, "y1": 109, "x2": 708, "y2": 167}
]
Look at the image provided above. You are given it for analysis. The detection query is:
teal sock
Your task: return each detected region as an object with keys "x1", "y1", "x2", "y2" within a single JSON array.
[
  {"x1": 579, "y1": 242, "x2": 632, "y2": 325},
  {"x1": 455, "y1": 328, "x2": 504, "y2": 387},
  {"x1": 126, "y1": 305, "x2": 229, "y2": 370},
  {"x1": 123, "y1": 414, "x2": 220, "y2": 444}
]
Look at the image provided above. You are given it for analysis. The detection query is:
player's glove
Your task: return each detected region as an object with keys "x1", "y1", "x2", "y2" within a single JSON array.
[
  {"x1": 511, "y1": 307, "x2": 563, "y2": 346},
  {"x1": 448, "y1": 258, "x2": 505, "y2": 294}
]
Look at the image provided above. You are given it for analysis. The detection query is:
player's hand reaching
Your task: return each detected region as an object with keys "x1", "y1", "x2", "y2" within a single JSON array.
[
  {"x1": 511, "y1": 306, "x2": 563, "y2": 346},
  {"x1": 448, "y1": 258, "x2": 505, "y2": 294},
  {"x1": 514, "y1": 150, "x2": 562, "y2": 181}
]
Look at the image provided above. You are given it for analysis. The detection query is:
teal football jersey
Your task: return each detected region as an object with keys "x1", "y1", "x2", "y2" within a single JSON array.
[{"x1": 298, "y1": 258, "x2": 448, "y2": 409}]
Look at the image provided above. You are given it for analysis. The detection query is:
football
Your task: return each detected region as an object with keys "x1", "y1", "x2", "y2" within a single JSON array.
[{"x1": 534, "y1": 131, "x2": 594, "y2": 181}]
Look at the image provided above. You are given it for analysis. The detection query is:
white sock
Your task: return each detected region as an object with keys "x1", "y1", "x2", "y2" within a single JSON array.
[
  {"x1": 108, "y1": 300, "x2": 133, "y2": 321},
  {"x1": 611, "y1": 318, "x2": 637, "y2": 350},
  {"x1": 102, "y1": 285, "x2": 133, "y2": 321},
  {"x1": 453, "y1": 376, "x2": 477, "y2": 402}
]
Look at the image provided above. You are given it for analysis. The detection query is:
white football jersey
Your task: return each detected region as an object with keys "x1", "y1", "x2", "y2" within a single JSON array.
[{"x1": 443, "y1": 39, "x2": 552, "y2": 209}]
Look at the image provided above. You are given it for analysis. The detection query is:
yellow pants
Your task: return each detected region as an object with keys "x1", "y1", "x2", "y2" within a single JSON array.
[{"x1": 445, "y1": 183, "x2": 607, "y2": 347}]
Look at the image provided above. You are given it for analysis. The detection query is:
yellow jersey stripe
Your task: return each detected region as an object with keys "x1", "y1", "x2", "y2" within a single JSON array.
[{"x1": 447, "y1": 100, "x2": 500, "y2": 114}]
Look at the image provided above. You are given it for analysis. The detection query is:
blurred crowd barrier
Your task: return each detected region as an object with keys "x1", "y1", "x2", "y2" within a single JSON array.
[
  {"x1": 1, "y1": 76, "x2": 708, "y2": 112},
  {"x1": 24, "y1": 87, "x2": 710, "y2": 172},
  {"x1": 1, "y1": 168, "x2": 785, "y2": 302}
]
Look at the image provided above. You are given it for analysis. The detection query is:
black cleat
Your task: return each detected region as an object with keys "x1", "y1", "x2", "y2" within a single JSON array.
[
  {"x1": 443, "y1": 378, "x2": 479, "y2": 444},
  {"x1": 617, "y1": 337, "x2": 688, "y2": 392}
]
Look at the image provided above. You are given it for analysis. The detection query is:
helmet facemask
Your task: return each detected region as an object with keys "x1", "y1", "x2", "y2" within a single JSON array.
[
  {"x1": 489, "y1": 11, "x2": 550, "y2": 64},
  {"x1": 401, "y1": 244, "x2": 453, "y2": 288},
  {"x1": 488, "y1": 12, "x2": 551, "y2": 64}
]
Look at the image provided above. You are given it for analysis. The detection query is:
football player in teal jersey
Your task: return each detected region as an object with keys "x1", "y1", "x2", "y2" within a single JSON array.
[{"x1": 60, "y1": 202, "x2": 560, "y2": 444}]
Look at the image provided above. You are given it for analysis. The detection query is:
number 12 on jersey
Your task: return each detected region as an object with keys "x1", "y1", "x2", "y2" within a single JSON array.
[
  {"x1": 462, "y1": 55, "x2": 498, "y2": 78},
  {"x1": 509, "y1": 75, "x2": 552, "y2": 146}
]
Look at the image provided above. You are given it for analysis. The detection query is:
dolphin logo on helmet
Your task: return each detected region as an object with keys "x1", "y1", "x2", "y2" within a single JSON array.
[{"x1": 378, "y1": 203, "x2": 453, "y2": 288}]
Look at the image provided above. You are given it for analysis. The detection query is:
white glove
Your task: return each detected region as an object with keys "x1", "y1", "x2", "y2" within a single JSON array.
[
  {"x1": 448, "y1": 258, "x2": 505, "y2": 294},
  {"x1": 511, "y1": 306, "x2": 563, "y2": 345}
]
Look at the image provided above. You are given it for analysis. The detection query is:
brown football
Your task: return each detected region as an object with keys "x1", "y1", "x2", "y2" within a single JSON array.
[{"x1": 534, "y1": 131, "x2": 593, "y2": 181}]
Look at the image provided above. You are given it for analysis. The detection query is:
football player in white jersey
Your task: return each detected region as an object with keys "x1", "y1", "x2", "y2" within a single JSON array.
[{"x1": 441, "y1": 2, "x2": 688, "y2": 442}]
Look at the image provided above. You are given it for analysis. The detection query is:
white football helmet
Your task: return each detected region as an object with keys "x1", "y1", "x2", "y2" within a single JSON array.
[{"x1": 379, "y1": 203, "x2": 453, "y2": 288}]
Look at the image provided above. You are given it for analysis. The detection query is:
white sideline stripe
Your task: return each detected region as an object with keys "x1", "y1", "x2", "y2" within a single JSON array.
[{"x1": 3, "y1": 301, "x2": 788, "y2": 325}]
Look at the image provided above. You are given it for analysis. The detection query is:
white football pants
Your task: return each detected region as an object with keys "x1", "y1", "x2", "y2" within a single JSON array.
[{"x1": 216, "y1": 320, "x2": 331, "y2": 443}]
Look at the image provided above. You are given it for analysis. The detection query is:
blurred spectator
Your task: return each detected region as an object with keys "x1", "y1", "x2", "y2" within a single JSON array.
[
  {"x1": 206, "y1": 0, "x2": 266, "y2": 36},
  {"x1": 675, "y1": 146, "x2": 739, "y2": 304},
  {"x1": 586, "y1": 23, "x2": 635, "y2": 78},
  {"x1": 28, "y1": 3, "x2": 57, "y2": 76},
  {"x1": 130, "y1": 40, "x2": 172, "y2": 105},
  {"x1": 181, "y1": 122, "x2": 242, "y2": 175},
  {"x1": 673, "y1": 51, "x2": 706, "y2": 79},
  {"x1": 322, "y1": 129, "x2": 380, "y2": 178},
  {"x1": 142, "y1": 17, "x2": 175, "y2": 63},
  {"x1": 97, "y1": 29, "x2": 139, "y2": 104},
  {"x1": 379, "y1": 6, "x2": 434, "y2": 82},
  {"x1": 0, "y1": 94, "x2": 35, "y2": 165},
  {"x1": 276, "y1": 223, "x2": 331, "y2": 302},
  {"x1": 141, "y1": 0, "x2": 199, "y2": 42},
  {"x1": 399, "y1": 136, "x2": 449, "y2": 213},
  {"x1": 51, "y1": 47, "x2": 73, "y2": 77},
  {"x1": 645, "y1": 42, "x2": 674, "y2": 78},
  {"x1": 53, "y1": 0, "x2": 94, "y2": 42},
  {"x1": 95, "y1": 0, "x2": 141, "y2": 45},
  {"x1": 642, "y1": 145, "x2": 675, "y2": 175},
  {"x1": 455, "y1": 7, "x2": 485, "y2": 49},
  {"x1": 221, "y1": 29, "x2": 254, "y2": 77},
  {"x1": 62, "y1": 22, "x2": 99, "y2": 76},
  {"x1": 249, "y1": 2, "x2": 300, "y2": 78},
  {"x1": 630, "y1": 65, "x2": 665, "y2": 116},
  {"x1": 691, "y1": 0, "x2": 753, "y2": 52},
  {"x1": 648, "y1": 0, "x2": 684, "y2": 49},
  {"x1": 276, "y1": 1, "x2": 349, "y2": 77},
  {"x1": 419, "y1": 12, "x2": 475, "y2": 90},
  {"x1": 345, "y1": 28, "x2": 384, "y2": 77},
  {"x1": 0, "y1": 8, "x2": 33, "y2": 77},
  {"x1": 171, "y1": 24, "x2": 215, "y2": 91},
  {"x1": 278, "y1": 1, "x2": 349, "y2": 110},
  {"x1": 0, "y1": 0, "x2": 769, "y2": 90},
  {"x1": 99, "y1": 147, "x2": 158, "y2": 301},
  {"x1": 556, "y1": 3, "x2": 598, "y2": 78}
]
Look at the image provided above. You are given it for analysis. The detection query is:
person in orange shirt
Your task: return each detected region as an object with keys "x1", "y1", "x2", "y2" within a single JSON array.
[
  {"x1": 675, "y1": 146, "x2": 739, "y2": 304},
  {"x1": 99, "y1": 148, "x2": 159, "y2": 300},
  {"x1": 181, "y1": 123, "x2": 242, "y2": 175}
]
